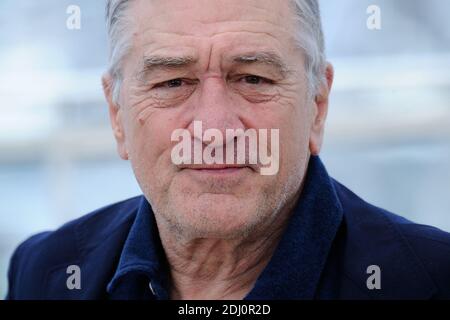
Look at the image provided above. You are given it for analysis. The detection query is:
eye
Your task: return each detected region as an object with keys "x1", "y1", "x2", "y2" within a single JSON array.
[
  {"x1": 153, "y1": 78, "x2": 191, "y2": 89},
  {"x1": 244, "y1": 75, "x2": 262, "y2": 84},
  {"x1": 167, "y1": 78, "x2": 183, "y2": 88},
  {"x1": 147, "y1": 77, "x2": 197, "y2": 106},
  {"x1": 240, "y1": 75, "x2": 273, "y2": 85},
  {"x1": 162, "y1": 78, "x2": 183, "y2": 88}
]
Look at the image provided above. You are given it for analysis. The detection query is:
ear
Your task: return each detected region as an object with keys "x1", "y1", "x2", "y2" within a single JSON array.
[
  {"x1": 102, "y1": 73, "x2": 129, "y2": 160},
  {"x1": 309, "y1": 63, "x2": 334, "y2": 156}
]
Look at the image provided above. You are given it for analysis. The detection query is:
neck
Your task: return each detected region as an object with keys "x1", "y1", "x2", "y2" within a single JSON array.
[
  {"x1": 156, "y1": 194, "x2": 300, "y2": 300},
  {"x1": 167, "y1": 228, "x2": 283, "y2": 299}
]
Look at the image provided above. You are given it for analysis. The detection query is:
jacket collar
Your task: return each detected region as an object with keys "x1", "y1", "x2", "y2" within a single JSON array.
[
  {"x1": 245, "y1": 156, "x2": 344, "y2": 299},
  {"x1": 333, "y1": 181, "x2": 437, "y2": 299},
  {"x1": 106, "y1": 197, "x2": 170, "y2": 299}
]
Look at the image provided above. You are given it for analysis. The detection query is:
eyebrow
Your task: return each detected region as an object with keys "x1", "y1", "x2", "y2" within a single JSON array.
[
  {"x1": 230, "y1": 52, "x2": 289, "y2": 77},
  {"x1": 137, "y1": 55, "x2": 197, "y2": 78},
  {"x1": 136, "y1": 52, "x2": 289, "y2": 79}
]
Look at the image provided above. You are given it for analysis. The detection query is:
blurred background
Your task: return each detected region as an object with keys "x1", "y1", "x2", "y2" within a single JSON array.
[{"x1": 1, "y1": 0, "x2": 449, "y2": 298}]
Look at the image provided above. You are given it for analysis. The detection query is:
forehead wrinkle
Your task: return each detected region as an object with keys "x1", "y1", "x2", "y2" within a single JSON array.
[{"x1": 131, "y1": 0, "x2": 297, "y2": 37}]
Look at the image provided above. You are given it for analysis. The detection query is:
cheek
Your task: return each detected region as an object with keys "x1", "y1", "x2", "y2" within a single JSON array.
[
  {"x1": 123, "y1": 91, "x2": 176, "y2": 159},
  {"x1": 124, "y1": 109, "x2": 180, "y2": 187},
  {"x1": 268, "y1": 96, "x2": 311, "y2": 171}
]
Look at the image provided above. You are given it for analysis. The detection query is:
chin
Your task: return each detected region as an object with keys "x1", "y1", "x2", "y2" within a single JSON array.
[{"x1": 174, "y1": 195, "x2": 264, "y2": 239}]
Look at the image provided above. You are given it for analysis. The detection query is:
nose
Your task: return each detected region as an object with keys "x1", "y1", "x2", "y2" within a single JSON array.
[{"x1": 187, "y1": 77, "x2": 245, "y2": 143}]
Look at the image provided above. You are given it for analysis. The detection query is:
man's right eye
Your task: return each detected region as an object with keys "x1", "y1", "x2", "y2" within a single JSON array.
[
  {"x1": 153, "y1": 78, "x2": 195, "y2": 89},
  {"x1": 152, "y1": 78, "x2": 187, "y2": 89},
  {"x1": 166, "y1": 78, "x2": 183, "y2": 88}
]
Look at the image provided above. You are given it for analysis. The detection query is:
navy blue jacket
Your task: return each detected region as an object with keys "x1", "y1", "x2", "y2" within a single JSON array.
[{"x1": 6, "y1": 157, "x2": 450, "y2": 299}]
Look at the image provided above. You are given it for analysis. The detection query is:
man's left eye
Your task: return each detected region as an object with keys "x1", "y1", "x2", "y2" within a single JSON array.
[{"x1": 241, "y1": 75, "x2": 272, "y2": 85}]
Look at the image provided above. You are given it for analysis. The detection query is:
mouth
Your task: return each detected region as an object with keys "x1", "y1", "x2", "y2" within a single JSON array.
[{"x1": 179, "y1": 164, "x2": 254, "y2": 177}]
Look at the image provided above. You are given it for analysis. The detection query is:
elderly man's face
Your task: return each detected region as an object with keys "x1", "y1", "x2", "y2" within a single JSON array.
[{"x1": 105, "y1": 0, "x2": 330, "y2": 239}]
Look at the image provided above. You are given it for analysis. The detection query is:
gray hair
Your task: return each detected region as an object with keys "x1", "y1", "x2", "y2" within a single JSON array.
[{"x1": 105, "y1": 0, "x2": 326, "y2": 104}]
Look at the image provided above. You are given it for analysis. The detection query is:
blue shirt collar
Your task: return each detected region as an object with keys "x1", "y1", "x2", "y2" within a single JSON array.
[{"x1": 107, "y1": 156, "x2": 343, "y2": 299}]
